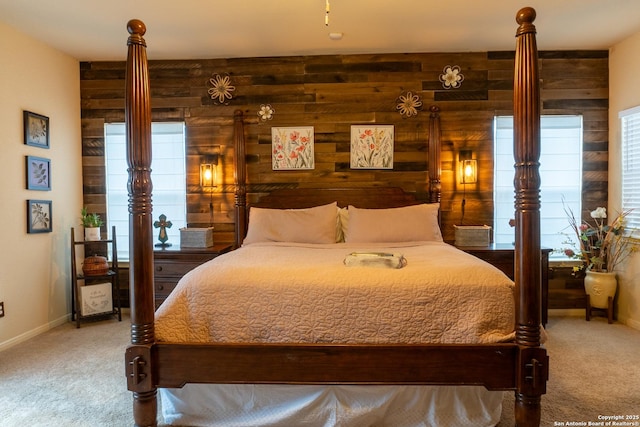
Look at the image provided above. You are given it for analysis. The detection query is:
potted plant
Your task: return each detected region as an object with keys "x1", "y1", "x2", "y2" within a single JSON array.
[
  {"x1": 562, "y1": 204, "x2": 637, "y2": 310},
  {"x1": 80, "y1": 207, "x2": 104, "y2": 241}
]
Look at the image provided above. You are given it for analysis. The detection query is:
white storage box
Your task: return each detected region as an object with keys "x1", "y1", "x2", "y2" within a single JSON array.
[
  {"x1": 180, "y1": 227, "x2": 214, "y2": 248},
  {"x1": 454, "y1": 225, "x2": 492, "y2": 246}
]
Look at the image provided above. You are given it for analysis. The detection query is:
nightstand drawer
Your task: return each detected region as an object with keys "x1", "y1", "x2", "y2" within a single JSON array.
[
  {"x1": 155, "y1": 278, "x2": 179, "y2": 296},
  {"x1": 154, "y1": 261, "x2": 203, "y2": 277}
]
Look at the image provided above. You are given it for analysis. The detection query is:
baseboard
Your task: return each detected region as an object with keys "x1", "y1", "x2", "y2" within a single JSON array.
[
  {"x1": 548, "y1": 308, "x2": 585, "y2": 317},
  {"x1": 624, "y1": 317, "x2": 640, "y2": 331},
  {"x1": 0, "y1": 313, "x2": 70, "y2": 353}
]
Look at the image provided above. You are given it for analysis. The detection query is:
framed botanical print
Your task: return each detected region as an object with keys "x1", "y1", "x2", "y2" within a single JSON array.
[
  {"x1": 350, "y1": 125, "x2": 394, "y2": 169},
  {"x1": 271, "y1": 126, "x2": 315, "y2": 170},
  {"x1": 24, "y1": 110, "x2": 50, "y2": 148},
  {"x1": 27, "y1": 199, "x2": 52, "y2": 233},
  {"x1": 26, "y1": 156, "x2": 51, "y2": 191}
]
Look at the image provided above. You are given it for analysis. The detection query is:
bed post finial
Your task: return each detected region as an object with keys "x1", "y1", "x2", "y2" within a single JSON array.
[
  {"x1": 516, "y1": 7, "x2": 536, "y2": 30},
  {"x1": 124, "y1": 18, "x2": 158, "y2": 427},
  {"x1": 127, "y1": 19, "x2": 146, "y2": 36},
  {"x1": 513, "y1": 7, "x2": 548, "y2": 427}
]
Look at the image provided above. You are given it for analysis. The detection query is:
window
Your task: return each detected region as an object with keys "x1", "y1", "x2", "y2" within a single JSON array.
[
  {"x1": 105, "y1": 122, "x2": 187, "y2": 261},
  {"x1": 494, "y1": 116, "x2": 583, "y2": 257},
  {"x1": 620, "y1": 106, "x2": 640, "y2": 232}
]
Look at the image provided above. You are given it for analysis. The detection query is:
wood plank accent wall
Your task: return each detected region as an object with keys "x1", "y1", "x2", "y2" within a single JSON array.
[{"x1": 80, "y1": 50, "x2": 608, "y2": 245}]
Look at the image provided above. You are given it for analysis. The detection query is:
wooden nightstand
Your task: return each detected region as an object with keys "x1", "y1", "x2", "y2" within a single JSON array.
[
  {"x1": 153, "y1": 243, "x2": 232, "y2": 309},
  {"x1": 455, "y1": 243, "x2": 551, "y2": 326}
]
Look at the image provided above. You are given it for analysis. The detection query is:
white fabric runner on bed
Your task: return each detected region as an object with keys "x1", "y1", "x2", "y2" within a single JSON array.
[{"x1": 155, "y1": 241, "x2": 515, "y2": 344}]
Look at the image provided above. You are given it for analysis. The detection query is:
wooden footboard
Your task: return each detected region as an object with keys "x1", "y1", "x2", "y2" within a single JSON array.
[{"x1": 125, "y1": 7, "x2": 547, "y2": 427}]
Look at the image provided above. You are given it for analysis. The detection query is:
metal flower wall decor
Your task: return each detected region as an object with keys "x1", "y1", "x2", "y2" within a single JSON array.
[
  {"x1": 439, "y1": 65, "x2": 464, "y2": 89},
  {"x1": 396, "y1": 91, "x2": 423, "y2": 118},
  {"x1": 208, "y1": 73, "x2": 235, "y2": 104},
  {"x1": 258, "y1": 104, "x2": 275, "y2": 122}
]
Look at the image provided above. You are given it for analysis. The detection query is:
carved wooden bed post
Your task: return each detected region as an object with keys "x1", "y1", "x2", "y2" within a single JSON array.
[
  {"x1": 123, "y1": 19, "x2": 158, "y2": 427},
  {"x1": 513, "y1": 7, "x2": 548, "y2": 426},
  {"x1": 428, "y1": 105, "x2": 442, "y2": 204},
  {"x1": 234, "y1": 110, "x2": 246, "y2": 248}
]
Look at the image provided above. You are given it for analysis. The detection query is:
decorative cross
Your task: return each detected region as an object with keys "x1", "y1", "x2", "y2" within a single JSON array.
[{"x1": 153, "y1": 214, "x2": 172, "y2": 247}]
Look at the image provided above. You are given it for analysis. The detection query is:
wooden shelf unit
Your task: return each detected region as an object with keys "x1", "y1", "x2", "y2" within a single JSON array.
[{"x1": 70, "y1": 226, "x2": 122, "y2": 328}]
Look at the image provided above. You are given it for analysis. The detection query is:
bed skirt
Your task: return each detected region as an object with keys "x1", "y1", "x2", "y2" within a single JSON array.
[{"x1": 159, "y1": 384, "x2": 503, "y2": 427}]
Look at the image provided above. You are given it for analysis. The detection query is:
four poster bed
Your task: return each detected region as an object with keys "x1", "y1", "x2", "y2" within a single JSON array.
[{"x1": 125, "y1": 7, "x2": 547, "y2": 427}]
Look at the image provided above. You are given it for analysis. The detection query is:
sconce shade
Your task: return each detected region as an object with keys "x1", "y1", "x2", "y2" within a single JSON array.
[
  {"x1": 460, "y1": 159, "x2": 477, "y2": 184},
  {"x1": 200, "y1": 163, "x2": 216, "y2": 187}
]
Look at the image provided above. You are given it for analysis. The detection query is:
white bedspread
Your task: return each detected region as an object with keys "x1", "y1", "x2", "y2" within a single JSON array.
[{"x1": 155, "y1": 241, "x2": 515, "y2": 344}]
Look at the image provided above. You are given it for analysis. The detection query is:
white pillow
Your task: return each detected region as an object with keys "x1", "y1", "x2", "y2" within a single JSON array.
[
  {"x1": 344, "y1": 203, "x2": 442, "y2": 243},
  {"x1": 243, "y1": 202, "x2": 338, "y2": 245}
]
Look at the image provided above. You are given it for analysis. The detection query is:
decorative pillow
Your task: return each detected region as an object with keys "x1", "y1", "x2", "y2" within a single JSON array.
[
  {"x1": 243, "y1": 202, "x2": 338, "y2": 245},
  {"x1": 344, "y1": 203, "x2": 442, "y2": 243},
  {"x1": 336, "y1": 207, "x2": 349, "y2": 242}
]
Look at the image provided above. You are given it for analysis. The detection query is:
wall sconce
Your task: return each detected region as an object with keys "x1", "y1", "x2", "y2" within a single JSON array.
[
  {"x1": 459, "y1": 150, "x2": 477, "y2": 184},
  {"x1": 200, "y1": 162, "x2": 217, "y2": 188},
  {"x1": 200, "y1": 150, "x2": 220, "y2": 188},
  {"x1": 200, "y1": 148, "x2": 221, "y2": 228},
  {"x1": 457, "y1": 150, "x2": 477, "y2": 225}
]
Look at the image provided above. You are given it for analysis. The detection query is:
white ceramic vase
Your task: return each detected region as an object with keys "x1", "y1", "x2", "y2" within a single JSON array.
[
  {"x1": 584, "y1": 270, "x2": 617, "y2": 309},
  {"x1": 84, "y1": 227, "x2": 101, "y2": 241}
]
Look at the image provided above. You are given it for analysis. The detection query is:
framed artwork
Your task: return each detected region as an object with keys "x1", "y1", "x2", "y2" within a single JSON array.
[
  {"x1": 26, "y1": 156, "x2": 51, "y2": 191},
  {"x1": 27, "y1": 199, "x2": 52, "y2": 233},
  {"x1": 350, "y1": 125, "x2": 394, "y2": 169},
  {"x1": 24, "y1": 110, "x2": 50, "y2": 148},
  {"x1": 80, "y1": 282, "x2": 113, "y2": 316},
  {"x1": 271, "y1": 126, "x2": 315, "y2": 170}
]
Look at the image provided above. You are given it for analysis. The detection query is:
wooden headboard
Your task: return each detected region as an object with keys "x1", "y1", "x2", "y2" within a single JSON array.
[{"x1": 252, "y1": 187, "x2": 422, "y2": 210}]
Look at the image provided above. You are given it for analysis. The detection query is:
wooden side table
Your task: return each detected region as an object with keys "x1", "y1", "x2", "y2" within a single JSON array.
[
  {"x1": 455, "y1": 243, "x2": 551, "y2": 326},
  {"x1": 153, "y1": 243, "x2": 232, "y2": 308}
]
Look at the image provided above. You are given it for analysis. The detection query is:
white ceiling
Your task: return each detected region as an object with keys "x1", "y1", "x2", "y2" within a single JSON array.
[{"x1": 1, "y1": 0, "x2": 640, "y2": 61}]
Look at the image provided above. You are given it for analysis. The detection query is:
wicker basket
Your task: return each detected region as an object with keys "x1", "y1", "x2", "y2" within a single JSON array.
[{"x1": 82, "y1": 255, "x2": 109, "y2": 276}]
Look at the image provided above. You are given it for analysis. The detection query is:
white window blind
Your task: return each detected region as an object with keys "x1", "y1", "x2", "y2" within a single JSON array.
[
  {"x1": 620, "y1": 106, "x2": 640, "y2": 232},
  {"x1": 494, "y1": 115, "x2": 583, "y2": 257},
  {"x1": 104, "y1": 122, "x2": 187, "y2": 261}
]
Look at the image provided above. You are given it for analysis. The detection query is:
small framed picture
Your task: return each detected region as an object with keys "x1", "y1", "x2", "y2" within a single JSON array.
[
  {"x1": 24, "y1": 110, "x2": 50, "y2": 149},
  {"x1": 271, "y1": 126, "x2": 315, "y2": 170},
  {"x1": 26, "y1": 156, "x2": 51, "y2": 191},
  {"x1": 27, "y1": 199, "x2": 52, "y2": 233},
  {"x1": 350, "y1": 125, "x2": 394, "y2": 169}
]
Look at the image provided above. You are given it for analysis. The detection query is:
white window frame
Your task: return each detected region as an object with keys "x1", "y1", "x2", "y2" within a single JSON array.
[
  {"x1": 620, "y1": 106, "x2": 640, "y2": 234},
  {"x1": 494, "y1": 115, "x2": 583, "y2": 258},
  {"x1": 104, "y1": 122, "x2": 187, "y2": 261}
]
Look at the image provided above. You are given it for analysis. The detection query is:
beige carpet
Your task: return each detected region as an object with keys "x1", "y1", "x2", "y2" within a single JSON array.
[{"x1": 1, "y1": 312, "x2": 639, "y2": 426}]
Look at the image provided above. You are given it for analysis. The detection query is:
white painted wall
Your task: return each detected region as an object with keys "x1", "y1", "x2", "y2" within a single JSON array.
[
  {"x1": 0, "y1": 21, "x2": 83, "y2": 350},
  {"x1": 609, "y1": 30, "x2": 640, "y2": 330}
]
